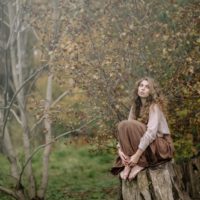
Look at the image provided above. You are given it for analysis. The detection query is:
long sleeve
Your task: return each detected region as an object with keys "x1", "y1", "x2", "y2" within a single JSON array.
[{"x1": 138, "y1": 104, "x2": 160, "y2": 151}]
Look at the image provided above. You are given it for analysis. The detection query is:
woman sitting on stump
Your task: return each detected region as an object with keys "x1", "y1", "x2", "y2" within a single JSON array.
[{"x1": 111, "y1": 77, "x2": 175, "y2": 181}]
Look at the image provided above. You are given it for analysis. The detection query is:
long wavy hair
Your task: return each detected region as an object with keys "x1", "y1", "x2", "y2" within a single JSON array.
[{"x1": 131, "y1": 77, "x2": 168, "y2": 124}]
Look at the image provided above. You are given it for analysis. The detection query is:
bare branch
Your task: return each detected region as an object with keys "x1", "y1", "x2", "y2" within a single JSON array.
[
  {"x1": 10, "y1": 109, "x2": 22, "y2": 125},
  {"x1": 0, "y1": 186, "x2": 17, "y2": 199},
  {"x1": 0, "y1": 18, "x2": 10, "y2": 28},
  {"x1": 30, "y1": 116, "x2": 44, "y2": 133},
  {"x1": 0, "y1": 106, "x2": 9, "y2": 109},
  {"x1": 51, "y1": 90, "x2": 69, "y2": 107}
]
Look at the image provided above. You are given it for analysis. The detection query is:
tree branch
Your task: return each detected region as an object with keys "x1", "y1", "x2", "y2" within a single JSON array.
[
  {"x1": 30, "y1": 116, "x2": 44, "y2": 133},
  {"x1": 10, "y1": 109, "x2": 22, "y2": 125},
  {"x1": 0, "y1": 106, "x2": 9, "y2": 110},
  {"x1": 0, "y1": 186, "x2": 18, "y2": 199},
  {"x1": 51, "y1": 90, "x2": 69, "y2": 107}
]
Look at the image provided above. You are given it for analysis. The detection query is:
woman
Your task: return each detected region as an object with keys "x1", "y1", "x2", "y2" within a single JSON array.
[{"x1": 111, "y1": 77, "x2": 174, "y2": 181}]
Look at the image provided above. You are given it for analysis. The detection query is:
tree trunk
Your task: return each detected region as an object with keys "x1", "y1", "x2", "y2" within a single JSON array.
[
  {"x1": 37, "y1": 0, "x2": 60, "y2": 198},
  {"x1": 37, "y1": 74, "x2": 52, "y2": 198},
  {"x1": 8, "y1": 1, "x2": 36, "y2": 198},
  {"x1": 121, "y1": 162, "x2": 192, "y2": 200},
  {"x1": 0, "y1": 95, "x2": 25, "y2": 200}
]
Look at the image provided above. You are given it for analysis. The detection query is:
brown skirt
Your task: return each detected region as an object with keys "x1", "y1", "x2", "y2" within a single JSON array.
[{"x1": 111, "y1": 120, "x2": 175, "y2": 175}]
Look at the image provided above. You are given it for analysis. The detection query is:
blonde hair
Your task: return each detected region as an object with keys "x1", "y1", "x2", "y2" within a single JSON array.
[{"x1": 131, "y1": 77, "x2": 168, "y2": 123}]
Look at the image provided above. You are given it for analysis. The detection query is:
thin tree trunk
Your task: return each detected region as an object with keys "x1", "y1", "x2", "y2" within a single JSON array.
[
  {"x1": 0, "y1": 3, "x2": 24, "y2": 196},
  {"x1": 16, "y1": 27, "x2": 36, "y2": 200},
  {"x1": 37, "y1": 74, "x2": 53, "y2": 198},
  {"x1": 37, "y1": 0, "x2": 60, "y2": 197},
  {"x1": 0, "y1": 95, "x2": 21, "y2": 193},
  {"x1": 8, "y1": 0, "x2": 36, "y2": 198},
  {"x1": 3, "y1": 128, "x2": 19, "y2": 179},
  {"x1": 3, "y1": 129, "x2": 26, "y2": 200}
]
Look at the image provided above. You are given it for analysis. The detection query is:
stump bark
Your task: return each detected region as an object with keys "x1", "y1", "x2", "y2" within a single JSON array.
[{"x1": 121, "y1": 161, "x2": 192, "y2": 200}]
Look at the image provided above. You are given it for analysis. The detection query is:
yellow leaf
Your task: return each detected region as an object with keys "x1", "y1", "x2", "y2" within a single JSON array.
[{"x1": 176, "y1": 109, "x2": 188, "y2": 117}]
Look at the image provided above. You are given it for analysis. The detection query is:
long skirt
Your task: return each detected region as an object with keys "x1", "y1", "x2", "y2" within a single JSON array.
[{"x1": 111, "y1": 119, "x2": 175, "y2": 175}]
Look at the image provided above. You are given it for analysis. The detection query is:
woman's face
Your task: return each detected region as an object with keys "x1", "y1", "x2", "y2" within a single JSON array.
[{"x1": 138, "y1": 80, "x2": 150, "y2": 98}]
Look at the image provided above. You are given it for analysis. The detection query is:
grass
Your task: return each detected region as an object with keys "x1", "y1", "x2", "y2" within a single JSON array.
[{"x1": 0, "y1": 141, "x2": 119, "y2": 200}]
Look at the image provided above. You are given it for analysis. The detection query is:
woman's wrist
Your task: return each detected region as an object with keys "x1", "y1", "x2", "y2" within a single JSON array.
[{"x1": 135, "y1": 148, "x2": 144, "y2": 157}]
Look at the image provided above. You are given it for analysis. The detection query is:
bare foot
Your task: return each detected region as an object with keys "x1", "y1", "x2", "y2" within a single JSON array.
[
  {"x1": 120, "y1": 166, "x2": 131, "y2": 180},
  {"x1": 128, "y1": 165, "x2": 144, "y2": 181}
]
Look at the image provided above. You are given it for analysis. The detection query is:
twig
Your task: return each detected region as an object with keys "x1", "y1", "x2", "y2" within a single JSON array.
[
  {"x1": 30, "y1": 116, "x2": 44, "y2": 133},
  {"x1": 51, "y1": 90, "x2": 69, "y2": 107},
  {"x1": 10, "y1": 109, "x2": 22, "y2": 125}
]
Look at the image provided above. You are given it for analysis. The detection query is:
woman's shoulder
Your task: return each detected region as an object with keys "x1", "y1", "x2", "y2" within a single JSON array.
[{"x1": 149, "y1": 103, "x2": 162, "y2": 113}]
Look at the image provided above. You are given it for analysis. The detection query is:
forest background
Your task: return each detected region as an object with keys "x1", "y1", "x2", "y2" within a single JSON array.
[{"x1": 0, "y1": 0, "x2": 199, "y2": 199}]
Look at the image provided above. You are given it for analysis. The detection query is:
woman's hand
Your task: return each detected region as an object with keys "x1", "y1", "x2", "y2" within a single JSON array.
[
  {"x1": 128, "y1": 153, "x2": 140, "y2": 166},
  {"x1": 128, "y1": 148, "x2": 144, "y2": 167},
  {"x1": 118, "y1": 148, "x2": 130, "y2": 166}
]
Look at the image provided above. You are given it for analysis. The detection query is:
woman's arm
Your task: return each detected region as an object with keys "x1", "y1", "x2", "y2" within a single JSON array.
[
  {"x1": 118, "y1": 146, "x2": 130, "y2": 165},
  {"x1": 128, "y1": 148, "x2": 144, "y2": 166},
  {"x1": 138, "y1": 104, "x2": 160, "y2": 151}
]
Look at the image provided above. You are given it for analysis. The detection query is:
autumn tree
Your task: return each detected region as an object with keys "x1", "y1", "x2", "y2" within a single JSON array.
[
  {"x1": 55, "y1": 0, "x2": 200, "y2": 159},
  {"x1": 0, "y1": 0, "x2": 83, "y2": 199},
  {"x1": 0, "y1": 0, "x2": 199, "y2": 199}
]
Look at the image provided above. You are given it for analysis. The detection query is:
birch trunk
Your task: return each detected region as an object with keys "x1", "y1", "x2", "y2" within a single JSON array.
[
  {"x1": 8, "y1": 0, "x2": 36, "y2": 198},
  {"x1": 37, "y1": 0, "x2": 60, "y2": 197},
  {"x1": 37, "y1": 74, "x2": 53, "y2": 198},
  {"x1": 0, "y1": 2, "x2": 26, "y2": 199},
  {"x1": 0, "y1": 96, "x2": 22, "y2": 197}
]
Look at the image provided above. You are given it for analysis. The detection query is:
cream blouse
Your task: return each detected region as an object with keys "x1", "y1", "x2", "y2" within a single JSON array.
[{"x1": 128, "y1": 104, "x2": 170, "y2": 151}]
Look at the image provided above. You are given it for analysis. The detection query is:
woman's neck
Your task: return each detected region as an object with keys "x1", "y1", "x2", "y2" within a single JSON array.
[{"x1": 141, "y1": 98, "x2": 146, "y2": 106}]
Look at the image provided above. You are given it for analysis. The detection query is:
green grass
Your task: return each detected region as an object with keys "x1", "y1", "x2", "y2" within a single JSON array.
[{"x1": 0, "y1": 142, "x2": 119, "y2": 200}]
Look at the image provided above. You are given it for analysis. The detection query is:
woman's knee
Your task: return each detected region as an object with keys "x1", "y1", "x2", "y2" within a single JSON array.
[
  {"x1": 117, "y1": 120, "x2": 128, "y2": 129},
  {"x1": 117, "y1": 120, "x2": 136, "y2": 130},
  {"x1": 117, "y1": 119, "x2": 145, "y2": 130}
]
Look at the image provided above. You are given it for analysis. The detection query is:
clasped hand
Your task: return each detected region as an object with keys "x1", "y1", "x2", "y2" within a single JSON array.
[
  {"x1": 118, "y1": 149, "x2": 140, "y2": 167},
  {"x1": 118, "y1": 148, "x2": 130, "y2": 166},
  {"x1": 128, "y1": 153, "x2": 140, "y2": 167}
]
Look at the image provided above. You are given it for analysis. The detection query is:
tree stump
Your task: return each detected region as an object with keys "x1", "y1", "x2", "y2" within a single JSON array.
[{"x1": 121, "y1": 162, "x2": 192, "y2": 200}]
